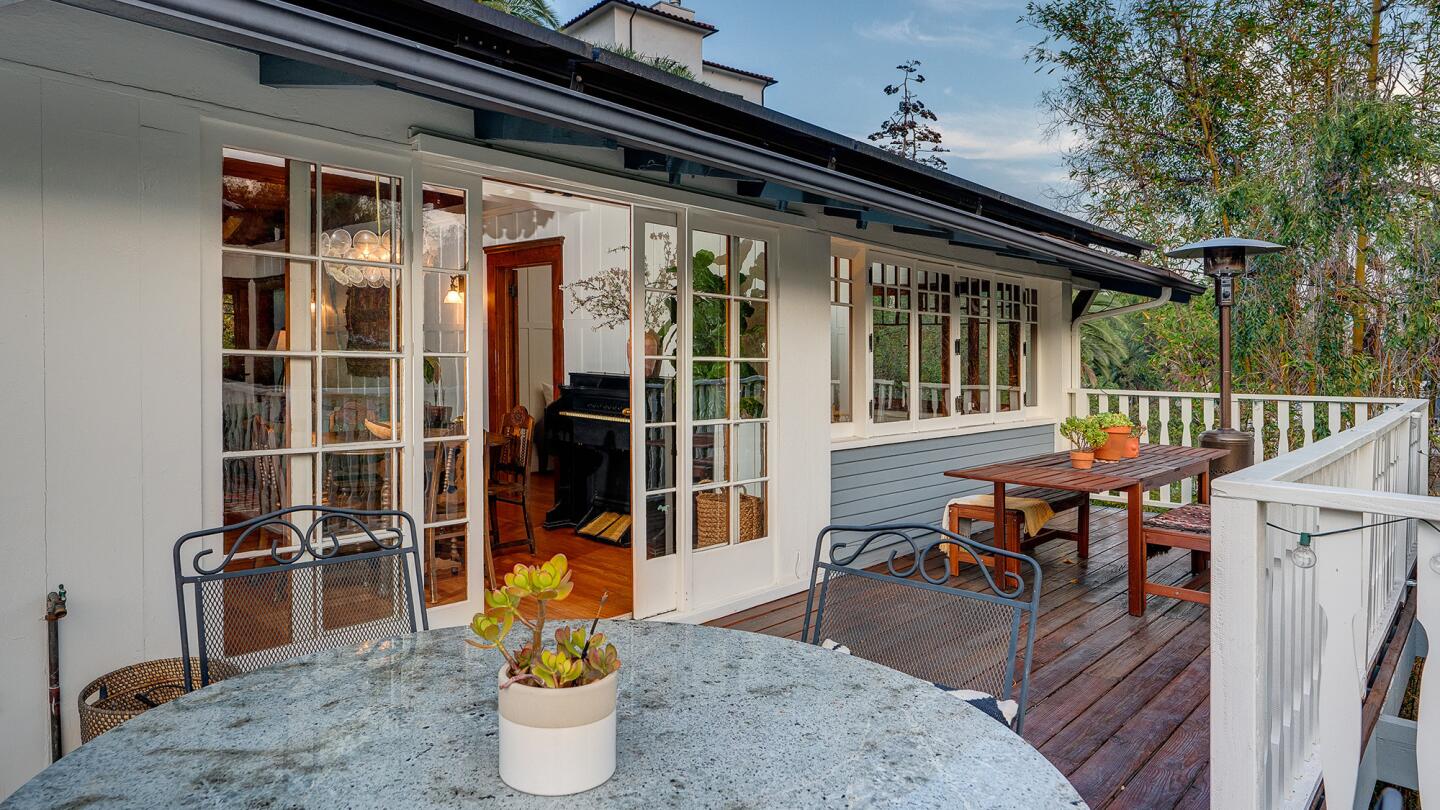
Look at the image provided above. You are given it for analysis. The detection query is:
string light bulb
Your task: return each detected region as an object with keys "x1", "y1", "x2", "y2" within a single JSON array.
[
  {"x1": 1288, "y1": 533, "x2": 1317, "y2": 569},
  {"x1": 444, "y1": 275, "x2": 464, "y2": 304}
]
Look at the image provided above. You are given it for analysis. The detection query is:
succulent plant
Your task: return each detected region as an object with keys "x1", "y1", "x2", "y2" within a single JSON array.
[
  {"x1": 466, "y1": 554, "x2": 621, "y2": 689},
  {"x1": 1060, "y1": 416, "x2": 1108, "y2": 452},
  {"x1": 1091, "y1": 411, "x2": 1133, "y2": 430}
]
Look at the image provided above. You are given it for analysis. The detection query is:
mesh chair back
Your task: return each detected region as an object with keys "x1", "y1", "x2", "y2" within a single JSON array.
[
  {"x1": 172, "y1": 506, "x2": 429, "y2": 691},
  {"x1": 801, "y1": 523, "x2": 1042, "y2": 731}
]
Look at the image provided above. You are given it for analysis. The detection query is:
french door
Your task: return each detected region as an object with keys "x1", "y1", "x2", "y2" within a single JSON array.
[{"x1": 630, "y1": 208, "x2": 777, "y2": 617}]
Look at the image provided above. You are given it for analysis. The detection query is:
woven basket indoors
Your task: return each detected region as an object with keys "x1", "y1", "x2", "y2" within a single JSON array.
[
  {"x1": 78, "y1": 657, "x2": 236, "y2": 743},
  {"x1": 694, "y1": 485, "x2": 765, "y2": 548}
]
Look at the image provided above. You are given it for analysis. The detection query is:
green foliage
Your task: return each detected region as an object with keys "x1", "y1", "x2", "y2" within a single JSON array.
[
  {"x1": 1090, "y1": 411, "x2": 1132, "y2": 430},
  {"x1": 466, "y1": 554, "x2": 622, "y2": 689},
  {"x1": 477, "y1": 0, "x2": 560, "y2": 29},
  {"x1": 868, "y1": 60, "x2": 949, "y2": 170},
  {"x1": 1060, "y1": 416, "x2": 1107, "y2": 452},
  {"x1": 1030, "y1": 0, "x2": 1440, "y2": 404},
  {"x1": 594, "y1": 43, "x2": 700, "y2": 81}
]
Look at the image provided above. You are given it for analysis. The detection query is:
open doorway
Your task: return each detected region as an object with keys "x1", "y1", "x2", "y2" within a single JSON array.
[{"x1": 482, "y1": 181, "x2": 633, "y2": 619}]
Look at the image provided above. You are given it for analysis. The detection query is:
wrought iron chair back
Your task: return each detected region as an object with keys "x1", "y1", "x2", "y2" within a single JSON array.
[
  {"x1": 172, "y1": 505, "x2": 429, "y2": 692},
  {"x1": 800, "y1": 523, "x2": 1043, "y2": 731}
]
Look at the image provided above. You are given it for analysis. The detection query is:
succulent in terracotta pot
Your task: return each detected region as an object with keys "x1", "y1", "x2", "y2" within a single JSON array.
[
  {"x1": 1090, "y1": 412, "x2": 1133, "y2": 461},
  {"x1": 1061, "y1": 416, "x2": 1107, "y2": 470}
]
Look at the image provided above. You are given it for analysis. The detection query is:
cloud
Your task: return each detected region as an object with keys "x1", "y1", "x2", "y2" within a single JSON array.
[
  {"x1": 856, "y1": 15, "x2": 1006, "y2": 50},
  {"x1": 935, "y1": 107, "x2": 1077, "y2": 162}
]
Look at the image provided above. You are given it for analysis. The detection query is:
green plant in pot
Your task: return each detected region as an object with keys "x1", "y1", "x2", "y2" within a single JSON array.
[
  {"x1": 1090, "y1": 412, "x2": 1133, "y2": 461},
  {"x1": 467, "y1": 554, "x2": 622, "y2": 796},
  {"x1": 1061, "y1": 416, "x2": 1107, "y2": 470}
]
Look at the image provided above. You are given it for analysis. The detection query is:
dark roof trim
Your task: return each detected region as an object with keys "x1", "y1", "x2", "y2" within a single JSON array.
[
  {"x1": 562, "y1": 0, "x2": 716, "y2": 35},
  {"x1": 702, "y1": 59, "x2": 776, "y2": 86},
  {"x1": 60, "y1": 0, "x2": 1201, "y2": 301}
]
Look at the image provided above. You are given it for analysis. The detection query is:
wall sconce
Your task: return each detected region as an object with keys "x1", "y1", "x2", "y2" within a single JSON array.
[{"x1": 444, "y1": 275, "x2": 464, "y2": 304}]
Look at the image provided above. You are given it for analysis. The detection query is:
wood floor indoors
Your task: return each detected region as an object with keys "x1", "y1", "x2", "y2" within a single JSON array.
[
  {"x1": 490, "y1": 472, "x2": 634, "y2": 620},
  {"x1": 706, "y1": 506, "x2": 1212, "y2": 810}
]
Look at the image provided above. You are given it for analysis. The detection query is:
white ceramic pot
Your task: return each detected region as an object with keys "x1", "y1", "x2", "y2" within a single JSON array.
[{"x1": 496, "y1": 666, "x2": 618, "y2": 796}]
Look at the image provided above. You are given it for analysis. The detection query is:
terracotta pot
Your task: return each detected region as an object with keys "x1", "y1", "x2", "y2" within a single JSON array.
[
  {"x1": 1123, "y1": 436, "x2": 1140, "y2": 458},
  {"x1": 1095, "y1": 426, "x2": 1129, "y2": 461},
  {"x1": 497, "y1": 666, "x2": 619, "y2": 795},
  {"x1": 1070, "y1": 450, "x2": 1095, "y2": 470}
]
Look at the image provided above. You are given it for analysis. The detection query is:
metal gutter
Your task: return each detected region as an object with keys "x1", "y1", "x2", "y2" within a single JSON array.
[{"x1": 59, "y1": 0, "x2": 1200, "y2": 300}]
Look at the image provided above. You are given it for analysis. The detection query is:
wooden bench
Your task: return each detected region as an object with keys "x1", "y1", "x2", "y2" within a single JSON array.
[
  {"x1": 945, "y1": 486, "x2": 1090, "y2": 576},
  {"x1": 1140, "y1": 502, "x2": 1211, "y2": 605}
]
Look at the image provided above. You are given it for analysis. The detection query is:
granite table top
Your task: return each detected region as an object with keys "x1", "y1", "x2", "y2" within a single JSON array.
[{"x1": 4, "y1": 621, "x2": 1085, "y2": 809}]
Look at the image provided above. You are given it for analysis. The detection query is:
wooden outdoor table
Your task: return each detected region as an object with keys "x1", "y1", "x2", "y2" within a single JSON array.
[{"x1": 945, "y1": 444, "x2": 1230, "y2": 616}]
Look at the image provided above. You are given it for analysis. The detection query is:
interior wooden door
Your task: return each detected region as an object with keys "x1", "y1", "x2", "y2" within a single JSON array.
[{"x1": 484, "y1": 238, "x2": 564, "y2": 430}]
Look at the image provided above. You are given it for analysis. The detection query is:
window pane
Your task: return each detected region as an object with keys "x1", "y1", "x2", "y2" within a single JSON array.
[
  {"x1": 222, "y1": 149, "x2": 313, "y2": 254},
  {"x1": 222, "y1": 454, "x2": 314, "y2": 524},
  {"x1": 919, "y1": 313, "x2": 951, "y2": 419},
  {"x1": 831, "y1": 305, "x2": 852, "y2": 423},
  {"x1": 735, "y1": 237, "x2": 766, "y2": 298},
  {"x1": 322, "y1": 358, "x2": 396, "y2": 444},
  {"x1": 223, "y1": 355, "x2": 313, "y2": 452},
  {"x1": 957, "y1": 313, "x2": 990, "y2": 415},
  {"x1": 692, "y1": 231, "x2": 728, "y2": 294},
  {"x1": 872, "y1": 310, "x2": 910, "y2": 423},
  {"x1": 998, "y1": 320, "x2": 1022, "y2": 413},
  {"x1": 642, "y1": 222, "x2": 679, "y2": 289},
  {"x1": 425, "y1": 524, "x2": 467, "y2": 607},
  {"x1": 738, "y1": 299, "x2": 767, "y2": 358},
  {"x1": 693, "y1": 361, "x2": 728, "y2": 421},
  {"x1": 736, "y1": 481, "x2": 767, "y2": 543},
  {"x1": 645, "y1": 493, "x2": 676, "y2": 560},
  {"x1": 320, "y1": 166, "x2": 401, "y2": 262},
  {"x1": 1024, "y1": 321, "x2": 1038, "y2": 408},
  {"x1": 692, "y1": 296, "x2": 728, "y2": 357},
  {"x1": 643, "y1": 292, "x2": 677, "y2": 357},
  {"x1": 423, "y1": 441, "x2": 467, "y2": 521},
  {"x1": 644, "y1": 427, "x2": 676, "y2": 490},
  {"x1": 423, "y1": 357, "x2": 465, "y2": 437},
  {"x1": 222, "y1": 255, "x2": 313, "y2": 351},
  {"x1": 692, "y1": 424, "x2": 727, "y2": 484},
  {"x1": 644, "y1": 359, "x2": 677, "y2": 422},
  {"x1": 421, "y1": 185, "x2": 466, "y2": 271},
  {"x1": 693, "y1": 484, "x2": 731, "y2": 550},
  {"x1": 735, "y1": 422, "x2": 767, "y2": 480},
  {"x1": 737, "y1": 362, "x2": 767, "y2": 419},
  {"x1": 422, "y1": 272, "x2": 466, "y2": 353},
  {"x1": 322, "y1": 263, "x2": 399, "y2": 352},
  {"x1": 321, "y1": 449, "x2": 397, "y2": 511}
]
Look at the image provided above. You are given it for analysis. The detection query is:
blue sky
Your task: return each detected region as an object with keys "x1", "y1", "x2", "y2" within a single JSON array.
[{"x1": 552, "y1": 0, "x2": 1071, "y2": 207}]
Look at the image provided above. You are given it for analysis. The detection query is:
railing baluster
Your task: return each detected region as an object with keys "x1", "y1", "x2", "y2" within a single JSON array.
[
  {"x1": 1313, "y1": 508, "x2": 1367, "y2": 810},
  {"x1": 1251, "y1": 400, "x2": 1265, "y2": 460},
  {"x1": 1416, "y1": 520, "x2": 1440, "y2": 808},
  {"x1": 1328, "y1": 402, "x2": 1342, "y2": 438},
  {"x1": 1302, "y1": 402, "x2": 1316, "y2": 446},
  {"x1": 1277, "y1": 401, "x2": 1290, "y2": 456},
  {"x1": 1204, "y1": 398, "x2": 1216, "y2": 433}
]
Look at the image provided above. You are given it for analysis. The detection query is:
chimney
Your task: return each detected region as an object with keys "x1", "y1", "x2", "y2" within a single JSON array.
[{"x1": 650, "y1": 1, "x2": 696, "y2": 21}]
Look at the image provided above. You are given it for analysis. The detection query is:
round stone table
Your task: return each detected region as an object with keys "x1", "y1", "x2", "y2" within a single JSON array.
[{"x1": 4, "y1": 621, "x2": 1084, "y2": 809}]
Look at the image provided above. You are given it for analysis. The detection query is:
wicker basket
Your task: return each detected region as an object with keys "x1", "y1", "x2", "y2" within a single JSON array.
[
  {"x1": 694, "y1": 484, "x2": 765, "y2": 547},
  {"x1": 78, "y1": 657, "x2": 237, "y2": 743}
]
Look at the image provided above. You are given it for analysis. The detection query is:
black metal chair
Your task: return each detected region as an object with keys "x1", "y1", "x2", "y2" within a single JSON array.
[
  {"x1": 172, "y1": 505, "x2": 429, "y2": 692},
  {"x1": 801, "y1": 523, "x2": 1043, "y2": 732}
]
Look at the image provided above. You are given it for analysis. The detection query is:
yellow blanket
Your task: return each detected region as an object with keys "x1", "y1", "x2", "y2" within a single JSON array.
[{"x1": 945, "y1": 495, "x2": 1055, "y2": 537}]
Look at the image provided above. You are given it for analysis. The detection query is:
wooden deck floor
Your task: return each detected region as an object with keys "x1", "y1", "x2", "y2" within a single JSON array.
[{"x1": 705, "y1": 507, "x2": 1212, "y2": 810}]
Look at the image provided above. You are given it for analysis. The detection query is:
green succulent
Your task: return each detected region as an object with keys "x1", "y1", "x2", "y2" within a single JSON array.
[
  {"x1": 1091, "y1": 411, "x2": 1133, "y2": 429},
  {"x1": 1060, "y1": 416, "x2": 1108, "y2": 452},
  {"x1": 467, "y1": 554, "x2": 622, "y2": 690}
]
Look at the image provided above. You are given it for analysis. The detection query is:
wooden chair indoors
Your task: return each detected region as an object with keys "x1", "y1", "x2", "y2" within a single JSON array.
[{"x1": 489, "y1": 405, "x2": 537, "y2": 555}]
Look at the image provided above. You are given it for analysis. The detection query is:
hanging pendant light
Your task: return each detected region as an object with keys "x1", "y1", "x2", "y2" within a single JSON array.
[{"x1": 444, "y1": 275, "x2": 464, "y2": 304}]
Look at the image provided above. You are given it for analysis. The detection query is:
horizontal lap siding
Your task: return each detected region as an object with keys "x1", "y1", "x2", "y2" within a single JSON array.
[{"x1": 831, "y1": 425, "x2": 1056, "y2": 527}]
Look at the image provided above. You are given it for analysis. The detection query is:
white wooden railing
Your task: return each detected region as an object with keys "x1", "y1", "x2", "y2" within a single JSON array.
[
  {"x1": 1070, "y1": 389, "x2": 1411, "y2": 507},
  {"x1": 1210, "y1": 397, "x2": 1435, "y2": 810}
]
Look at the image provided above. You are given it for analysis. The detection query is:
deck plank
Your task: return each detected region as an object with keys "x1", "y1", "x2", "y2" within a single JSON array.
[{"x1": 705, "y1": 506, "x2": 1214, "y2": 810}]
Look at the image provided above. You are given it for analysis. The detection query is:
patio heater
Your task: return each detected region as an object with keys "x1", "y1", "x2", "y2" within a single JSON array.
[{"x1": 1165, "y1": 237, "x2": 1287, "y2": 477}]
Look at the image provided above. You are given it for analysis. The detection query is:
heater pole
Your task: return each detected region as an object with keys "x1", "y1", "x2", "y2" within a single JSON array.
[{"x1": 45, "y1": 584, "x2": 67, "y2": 763}]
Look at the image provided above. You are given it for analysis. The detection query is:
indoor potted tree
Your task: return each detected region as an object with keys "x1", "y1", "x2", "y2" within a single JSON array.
[
  {"x1": 467, "y1": 555, "x2": 622, "y2": 796},
  {"x1": 1060, "y1": 416, "x2": 1107, "y2": 469},
  {"x1": 1091, "y1": 412, "x2": 1134, "y2": 461}
]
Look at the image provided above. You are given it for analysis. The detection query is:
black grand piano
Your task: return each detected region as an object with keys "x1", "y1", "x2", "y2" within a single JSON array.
[{"x1": 543, "y1": 372, "x2": 631, "y2": 546}]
